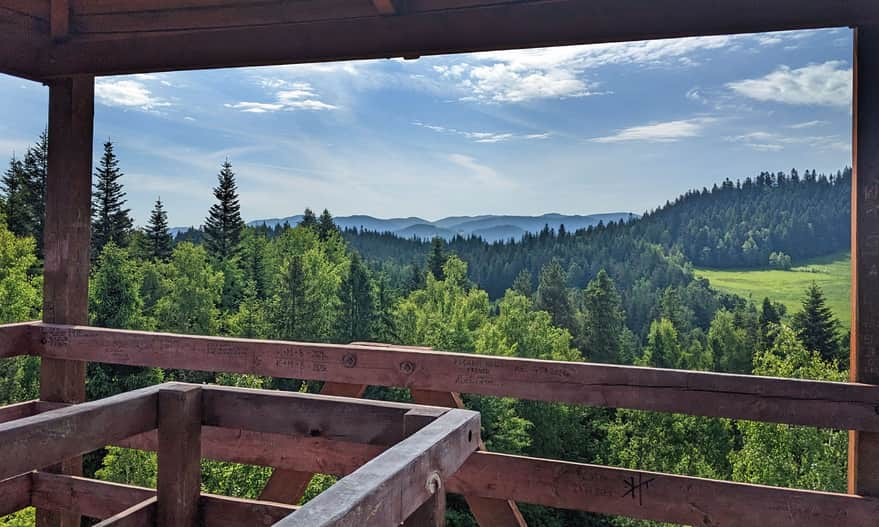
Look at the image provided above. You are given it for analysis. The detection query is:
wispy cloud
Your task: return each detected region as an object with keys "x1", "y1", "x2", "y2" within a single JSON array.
[
  {"x1": 726, "y1": 61, "x2": 851, "y2": 108},
  {"x1": 95, "y1": 79, "x2": 170, "y2": 111},
  {"x1": 788, "y1": 120, "x2": 829, "y2": 129},
  {"x1": 225, "y1": 81, "x2": 337, "y2": 113},
  {"x1": 447, "y1": 153, "x2": 513, "y2": 188},
  {"x1": 412, "y1": 121, "x2": 549, "y2": 143},
  {"x1": 727, "y1": 131, "x2": 849, "y2": 152},
  {"x1": 591, "y1": 118, "x2": 714, "y2": 143}
]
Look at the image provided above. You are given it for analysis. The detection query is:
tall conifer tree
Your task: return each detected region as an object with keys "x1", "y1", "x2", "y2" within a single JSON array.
[
  {"x1": 300, "y1": 208, "x2": 317, "y2": 229},
  {"x1": 142, "y1": 197, "x2": 173, "y2": 260},
  {"x1": 23, "y1": 130, "x2": 48, "y2": 255},
  {"x1": 1, "y1": 156, "x2": 29, "y2": 237},
  {"x1": 427, "y1": 237, "x2": 446, "y2": 280},
  {"x1": 318, "y1": 208, "x2": 338, "y2": 241},
  {"x1": 92, "y1": 140, "x2": 133, "y2": 256},
  {"x1": 204, "y1": 159, "x2": 244, "y2": 260},
  {"x1": 792, "y1": 283, "x2": 841, "y2": 363}
]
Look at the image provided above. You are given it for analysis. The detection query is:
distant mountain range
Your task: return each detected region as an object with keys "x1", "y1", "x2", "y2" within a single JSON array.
[{"x1": 244, "y1": 212, "x2": 637, "y2": 243}]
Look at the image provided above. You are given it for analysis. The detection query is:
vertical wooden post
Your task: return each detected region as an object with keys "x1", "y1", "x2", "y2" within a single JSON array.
[
  {"x1": 36, "y1": 76, "x2": 94, "y2": 527},
  {"x1": 158, "y1": 384, "x2": 202, "y2": 527},
  {"x1": 850, "y1": 25, "x2": 879, "y2": 498}
]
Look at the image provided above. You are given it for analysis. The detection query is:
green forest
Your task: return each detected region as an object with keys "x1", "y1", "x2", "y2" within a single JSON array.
[{"x1": 0, "y1": 134, "x2": 853, "y2": 526}]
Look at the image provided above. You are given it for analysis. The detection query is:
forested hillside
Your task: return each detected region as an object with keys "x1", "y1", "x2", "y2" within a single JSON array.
[{"x1": 0, "y1": 134, "x2": 853, "y2": 527}]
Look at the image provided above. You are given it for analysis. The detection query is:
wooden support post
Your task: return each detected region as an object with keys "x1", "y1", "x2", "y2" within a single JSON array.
[
  {"x1": 37, "y1": 75, "x2": 94, "y2": 527},
  {"x1": 50, "y1": 0, "x2": 70, "y2": 41},
  {"x1": 157, "y1": 385, "x2": 202, "y2": 527},
  {"x1": 412, "y1": 390, "x2": 527, "y2": 527},
  {"x1": 850, "y1": 24, "x2": 879, "y2": 498},
  {"x1": 258, "y1": 382, "x2": 367, "y2": 503}
]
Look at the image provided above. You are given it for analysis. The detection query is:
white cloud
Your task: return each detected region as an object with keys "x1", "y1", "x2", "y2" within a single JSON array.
[
  {"x1": 95, "y1": 79, "x2": 170, "y2": 111},
  {"x1": 412, "y1": 121, "x2": 549, "y2": 143},
  {"x1": 226, "y1": 81, "x2": 337, "y2": 113},
  {"x1": 788, "y1": 120, "x2": 829, "y2": 129},
  {"x1": 591, "y1": 118, "x2": 713, "y2": 143},
  {"x1": 726, "y1": 61, "x2": 851, "y2": 108},
  {"x1": 727, "y1": 130, "x2": 849, "y2": 152},
  {"x1": 447, "y1": 153, "x2": 514, "y2": 188}
]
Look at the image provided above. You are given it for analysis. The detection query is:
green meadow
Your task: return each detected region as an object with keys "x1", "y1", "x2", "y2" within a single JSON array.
[{"x1": 695, "y1": 253, "x2": 851, "y2": 329}]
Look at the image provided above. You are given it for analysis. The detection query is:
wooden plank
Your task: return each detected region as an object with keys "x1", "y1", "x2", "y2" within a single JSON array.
[
  {"x1": 111, "y1": 426, "x2": 879, "y2": 527},
  {"x1": 38, "y1": 75, "x2": 94, "y2": 527},
  {"x1": 0, "y1": 384, "x2": 158, "y2": 481},
  {"x1": 27, "y1": 0, "x2": 879, "y2": 77},
  {"x1": 0, "y1": 322, "x2": 37, "y2": 358},
  {"x1": 50, "y1": 0, "x2": 68, "y2": 39},
  {"x1": 201, "y1": 384, "x2": 445, "y2": 445},
  {"x1": 412, "y1": 390, "x2": 527, "y2": 527},
  {"x1": 275, "y1": 408, "x2": 480, "y2": 526},
  {"x1": 372, "y1": 0, "x2": 397, "y2": 15},
  {"x1": 0, "y1": 399, "x2": 39, "y2": 423},
  {"x1": 35, "y1": 324, "x2": 879, "y2": 431},
  {"x1": 157, "y1": 384, "x2": 201, "y2": 527},
  {"x1": 92, "y1": 497, "x2": 156, "y2": 527},
  {"x1": 258, "y1": 382, "x2": 367, "y2": 503},
  {"x1": 851, "y1": 24, "x2": 879, "y2": 498},
  {"x1": 31, "y1": 472, "x2": 297, "y2": 526},
  {"x1": 0, "y1": 474, "x2": 32, "y2": 517}
]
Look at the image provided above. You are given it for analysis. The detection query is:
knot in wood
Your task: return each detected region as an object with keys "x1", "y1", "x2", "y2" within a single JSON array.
[
  {"x1": 342, "y1": 353, "x2": 357, "y2": 368},
  {"x1": 399, "y1": 361, "x2": 416, "y2": 374},
  {"x1": 425, "y1": 472, "x2": 442, "y2": 495}
]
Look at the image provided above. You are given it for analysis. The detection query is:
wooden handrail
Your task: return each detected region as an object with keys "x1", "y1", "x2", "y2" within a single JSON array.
[{"x1": 20, "y1": 322, "x2": 879, "y2": 431}]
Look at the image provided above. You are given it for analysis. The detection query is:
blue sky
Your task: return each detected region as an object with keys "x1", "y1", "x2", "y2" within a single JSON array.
[{"x1": 0, "y1": 28, "x2": 853, "y2": 227}]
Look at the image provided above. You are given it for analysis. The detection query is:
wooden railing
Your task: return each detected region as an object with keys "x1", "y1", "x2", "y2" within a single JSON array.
[{"x1": 2, "y1": 321, "x2": 879, "y2": 526}]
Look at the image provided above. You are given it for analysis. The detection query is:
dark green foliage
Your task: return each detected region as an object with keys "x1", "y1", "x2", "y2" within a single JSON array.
[
  {"x1": 578, "y1": 270, "x2": 626, "y2": 363},
  {"x1": 92, "y1": 141, "x2": 133, "y2": 256},
  {"x1": 792, "y1": 283, "x2": 842, "y2": 364},
  {"x1": 1, "y1": 156, "x2": 29, "y2": 237},
  {"x1": 318, "y1": 208, "x2": 338, "y2": 241},
  {"x1": 204, "y1": 160, "x2": 245, "y2": 261},
  {"x1": 511, "y1": 269, "x2": 533, "y2": 297},
  {"x1": 142, "y1": 198, "x2": 173, "y2": 260},
  {"x1": 535, "y1": 260, "x2": 577, "y2": 334},
  {"x1": 337, "y1": 252, "x2": 375, "y2": 342},
  {"x1": 300, "y1": 208, "x2": 317, "y2": 229},
  {"x1": 427, "y1": 236, "x2": 446, "y2": 280},
  {"x1": 22, "y1": 130, "x2": 48, "y2": 256}
]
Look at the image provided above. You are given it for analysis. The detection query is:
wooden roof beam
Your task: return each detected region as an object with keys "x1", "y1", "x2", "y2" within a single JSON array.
[
  {"x1": 372, "y1": 0, "x2": 398, "y2": 15},
  {"x1": 50, "y1": 0, "x2": 69, "y2": 40},
  {"x1": 27, "y1": 0, "x2": 879, "y2": 78}
]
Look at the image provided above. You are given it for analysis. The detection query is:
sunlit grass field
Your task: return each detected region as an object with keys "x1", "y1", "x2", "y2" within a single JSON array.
[{"x1": 695, "y1": 252, "x2": 851, "y2": 329}]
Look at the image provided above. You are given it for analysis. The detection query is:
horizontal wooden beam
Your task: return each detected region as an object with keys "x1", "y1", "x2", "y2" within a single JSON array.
[
  {"x1": 17, "y1": 0, "x2": 876, "y2": 78},
  {"x1": 0, "y1": 473, "x2": 31, "y2": 517},
  {"x1": 0, "y1": 321, "x2": 39, "y2": 358},
  {"x1": 31, "y1": 472, "x2": 298, "y2": 526},
  {"x1": 0, "y1": 384, "x2": 158, "y2": 480},
  {"x1": 202, "y1": 384, "x2": 446, "y2": 445},
  {"x1": 0, "y1": 400, "x2": 40, "y2": 423},
  {"x1": 112, "y1": 422, "x2": 879, "y2": 527},
  {"x1": 277, "y1": 408, "x2": 480, "y2": 526},
  {"x1": 33, "y1": 324, "x2": 879, "y2": 431},
  {"x1": 92, "y1": 497, "x2": 156, "y2": 527}
]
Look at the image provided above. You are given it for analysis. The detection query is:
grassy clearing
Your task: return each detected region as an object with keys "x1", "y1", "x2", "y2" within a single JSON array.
[{"x1": 695, "y1": 253, "x2": 851, "y2": 329}]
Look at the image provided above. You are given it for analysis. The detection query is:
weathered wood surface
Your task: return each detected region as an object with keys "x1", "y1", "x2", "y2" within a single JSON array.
[
  {"x1": 38, "y1": 75, "x2": 94, "y2": 527},
  {"x1": 112, "y1": 427, "x2": 879, "y2": 527},
  {"x1": 0, "y1": 321, "x2": 37, "y2": 358},
  {"x1": 92, "y1": 497, "x2": 156, "y2": 527},
  {"x1": 0, "y1": 474, "x2": 31, "y2": 517},
  {"x1": 202, "y1": 384, "x2": 445, "y2": 445},
  {"x1": 30, "y1": 472, "x2": 299, "y2": 526},
  {"x1": 7, "y1": 0, "x2": 876, "y2": 79},
  {"x1": 411, "y1": 389, "x2": 527, "y2": 527},
  {"x1": 0, "y1": 399, "x2": 39, "y2": 424},
  {"x1": 33, "y1": 324, "x2": 879, "y2": 431},
  {"x1": 0, "y1": 385, "x2": 157, "y2": 481},
  {"x1": 157, "y1": 385, "x2": 201, "y2": 527},
  {"x1": 276, "y1": 409, "x2": 480, "y2": 526},
  {"x1": 851, "y1": 24, "x2": 879, "y2": 498},
  {"x1": 258, "y1": 382, "x2": 367, "y2": 503}
]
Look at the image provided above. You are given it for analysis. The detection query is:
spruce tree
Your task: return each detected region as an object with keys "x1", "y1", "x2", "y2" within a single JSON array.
[
  {"x1": 1, "y1": 156, "x2": 30, "y2": 237},
  {"x1": 92, "y1": 140, "x2": 133, "y2": 256},
  {"x1": 318, "y1": 208, "x2": 338, "y2": 241},
  {"x1": 338, "y1": 253, "x2": 375, "y2": 342},
  {"x1": 142, "y1": 197, "x2": 173, "y2": 261},
  {"x1": 23, "y1": 130, "x2": 48, "y2": 255},
  {"x1": 580, "y1": 270, "x2": 625, "y2": 363},
  {"x1": 511, "y1": 269, "x2": 533, "y2": 297},
  {"x1": 204, "y1": 159, "x2": 244, "y2": 260},
  {"x1": 792, "y1": 283, "x2": 841, "y2": 363},
  {"x1": 535, "y1": 259, "x2": 577, "y2": 334},
  {"x1": 300, "y1": 208, "x2": 317, "y2": 229},
  {"x1": 427, "y1": 237, "x2": 446, "y2": 280}
]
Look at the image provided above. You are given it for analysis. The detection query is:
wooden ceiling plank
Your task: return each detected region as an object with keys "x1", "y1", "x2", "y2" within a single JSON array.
[
  {"x1": 35, "y1": 0, "x2": 878, "y2": 78},
  {"x1": 50, "y1": 0, "x2": 69, "y2": 40},
  {"x1": 0, "y1": 0, "x2": 51, "y2": 20},
  {"x1": 372, "y1": 0, "x2": 397, "y2": 15}
]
